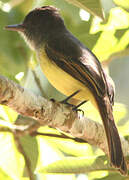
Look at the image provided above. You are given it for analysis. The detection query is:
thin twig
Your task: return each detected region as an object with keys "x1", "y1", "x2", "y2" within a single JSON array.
[
  {"x1": 0, "y1": 127, "x2": 12, "y2": 132},
  {"x1": 32, "y1": 70, "x2": 47, "y2": 98},
  {"x1": 32, "y1": 131, "x2": 86, "y2": 143}
]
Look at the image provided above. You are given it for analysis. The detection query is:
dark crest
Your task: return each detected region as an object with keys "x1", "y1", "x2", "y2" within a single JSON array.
[{"x1": 23, "y1": 6, "x2": 60, "y2": 26}]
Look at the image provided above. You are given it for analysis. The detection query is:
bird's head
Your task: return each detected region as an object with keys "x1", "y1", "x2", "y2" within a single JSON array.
[{"x1": 5, "y1": 6, "x2": 65, "y2": 49}]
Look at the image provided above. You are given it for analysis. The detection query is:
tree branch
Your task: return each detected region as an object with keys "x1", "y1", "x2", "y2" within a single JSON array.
[{"x1": 0, "y1": 75, "x2": 129, "y2": 160}]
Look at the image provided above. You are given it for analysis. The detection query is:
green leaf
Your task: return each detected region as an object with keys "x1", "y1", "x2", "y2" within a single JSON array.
[
  {"x1": 118, "y1": 118, "x2": 129, "y2": 136},
  {"x1": 0, "y1": 168, "x2": 13, "y2": 180},
  {"x1": 91, "y1": 7, "x2": 129, "y2": 61},
  {"x1": 64, "y1": 0, "x2": 104, "y2": 19},
  {"x1": 113, "y1": 103, "x2": 127, "y2": 123},
  {"x1": 39, "y1": 156, "x2": 113, "y2": 174},
  {"x1": 40, "y1": 136, "x2": 94, "y2": 157},
  {"x1": 2, "y1": 105, "x2": 18, "y2": 122},
  {"x1": 0, "y1": 133, "x2": 24, "y2": 179},
  {"x1": 49, "y1": 139, "x2": 93, "y2": 157},
  {"x1": 36, "y1": 136, "x2": 76, "y2": 179},
  {"x1": 93, "y1": 30, "x2": 118, "y2": 61},
  {"x1": 113, "y1": 0, "x2": 129, "y2": 10},
  {"x1": 19, "y1": 135, "x2": 39, "y2": 176}
]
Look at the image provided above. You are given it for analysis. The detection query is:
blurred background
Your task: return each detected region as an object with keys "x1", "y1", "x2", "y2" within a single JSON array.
[{"x1": 0, "y1": 0, "x2": 129, "y2": 179}]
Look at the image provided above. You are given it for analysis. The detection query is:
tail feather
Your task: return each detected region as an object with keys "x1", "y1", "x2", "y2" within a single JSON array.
[{"x1": 96, "y1": 95, "x2": 127, "y2": 175}]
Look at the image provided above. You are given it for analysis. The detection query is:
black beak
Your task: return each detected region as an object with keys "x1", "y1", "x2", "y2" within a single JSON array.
[{"x1": 5, "y1": 23, "x2": 25, "y2": 32}]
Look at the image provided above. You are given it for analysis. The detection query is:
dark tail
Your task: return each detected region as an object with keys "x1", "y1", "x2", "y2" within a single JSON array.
[{"x1": 96, "y1": 95, "x2": 127, "y2": 175}]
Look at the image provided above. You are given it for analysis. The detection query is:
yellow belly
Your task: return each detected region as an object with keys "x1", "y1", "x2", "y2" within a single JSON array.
[{"x1": 37, "y1": 48, "x2": 96, "y2": 105}]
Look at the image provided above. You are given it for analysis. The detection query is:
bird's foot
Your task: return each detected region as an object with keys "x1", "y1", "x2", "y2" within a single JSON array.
[
  {"x1": 72, "y1": 100, "x2": 87, "y2": 116},
  {"x1": 51, "y1": 90, "x2": 87, "y2": 116},
  {"x1": 60, "y1": 90, "x2": 80, "y2": 104}
]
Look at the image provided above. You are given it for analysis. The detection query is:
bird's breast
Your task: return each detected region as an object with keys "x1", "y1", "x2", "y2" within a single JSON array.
[{"x1": 37, "y1": 48, "x2": 95, "y2": 104}]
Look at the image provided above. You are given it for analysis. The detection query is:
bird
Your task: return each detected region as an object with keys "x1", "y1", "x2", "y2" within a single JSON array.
[{"x1": 5, "y1": 6, "x2": 127, "y2": 175}]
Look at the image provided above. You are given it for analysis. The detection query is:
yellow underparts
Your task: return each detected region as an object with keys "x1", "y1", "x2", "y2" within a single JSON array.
[{"x1": 38, "y1": 48, "x2": 97, "y2": 107}]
